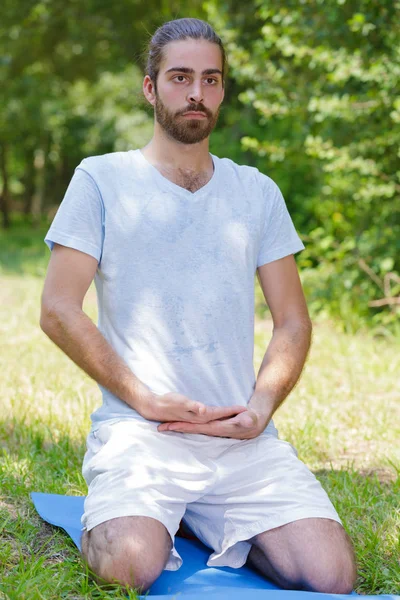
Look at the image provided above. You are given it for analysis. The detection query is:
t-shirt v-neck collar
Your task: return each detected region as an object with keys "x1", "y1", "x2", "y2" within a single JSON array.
[{"x1": 133, "y1": 148, "x2": 219, "y2": 199}]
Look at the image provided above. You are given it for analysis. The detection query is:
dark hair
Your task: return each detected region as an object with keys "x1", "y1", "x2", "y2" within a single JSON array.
[{"x1": 145, "y1": 18, "x2": 227, "y2": 91}]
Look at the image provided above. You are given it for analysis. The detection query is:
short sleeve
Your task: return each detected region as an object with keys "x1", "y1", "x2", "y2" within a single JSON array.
[
  {"x1": 44, "y1": 164, "x2": 105, "y2": 264},
  {"x1": 257, "y1": 176, "x2": 305, "y2": 268}
]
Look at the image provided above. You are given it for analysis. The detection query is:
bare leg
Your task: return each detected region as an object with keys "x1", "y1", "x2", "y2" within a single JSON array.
[
  {"x1": 246, "y1": 518, "x2": 357, "y2": 594},
  {"x1": 80, "y1": 515, "x2": 173, "y2": 593}
]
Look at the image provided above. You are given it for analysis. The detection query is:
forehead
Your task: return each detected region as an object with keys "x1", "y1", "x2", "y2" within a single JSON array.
[{"x1": 160, "y1": 38, "x2": 223, "y2": 74}]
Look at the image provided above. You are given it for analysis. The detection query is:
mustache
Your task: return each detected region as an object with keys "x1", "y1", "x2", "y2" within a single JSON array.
[{"x1": 177, "y1": 104, "x2": 212, "y2": 117}]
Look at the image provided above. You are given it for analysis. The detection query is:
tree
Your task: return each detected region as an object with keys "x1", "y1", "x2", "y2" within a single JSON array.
[{"x1": 205, "y1": 0, "x2": 400, "y2": 330}]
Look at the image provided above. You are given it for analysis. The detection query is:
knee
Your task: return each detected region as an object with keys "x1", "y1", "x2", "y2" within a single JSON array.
[
  {"x1": 301, "y1": 558, "x2": 357, "y2": 594},
  {"x1": 284, "y1": 521, "x2": 357, "y2": 593},
  {"x1": 81, "y1": 530, "x2": 168, "y2": 592},
  {"x1": 303, "y1": 572, "x2": 356, "y2": 594},
  {"x1": 273, "y1": 539, "x2": 357, "y2": 593}
]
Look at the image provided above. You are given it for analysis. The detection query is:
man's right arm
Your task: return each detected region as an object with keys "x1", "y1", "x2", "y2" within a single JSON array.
[
  {"x1": 40, "y1": 243, "x2": 246, "y2": 424},
  {"x1": 40, "y1": 243, "x2": 153, "y2": 411}
]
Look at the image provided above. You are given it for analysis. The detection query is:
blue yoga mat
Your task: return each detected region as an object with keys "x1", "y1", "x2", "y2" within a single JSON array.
[{"x1": 30, "y1": 492, "x2": 398, "y2": 600}]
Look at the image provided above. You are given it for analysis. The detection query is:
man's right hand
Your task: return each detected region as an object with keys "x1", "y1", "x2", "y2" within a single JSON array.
[{"x1": 137, "y1": 391, "x2": 247, "y2": 424}]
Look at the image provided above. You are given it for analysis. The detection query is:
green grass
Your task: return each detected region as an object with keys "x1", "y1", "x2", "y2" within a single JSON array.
[{"x1": 0, "y1": 222, "x2": 399, "y2": 598}]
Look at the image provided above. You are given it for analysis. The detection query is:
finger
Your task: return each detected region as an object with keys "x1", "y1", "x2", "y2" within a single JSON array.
[
  {"x1": 183, "y1": 403, "x2": 245, "y2": 423},
  {"x1": 159, "y1": 412, "x2": 249, "y2": 432},
  {"x1": 159, "y1": 414, "x2": 243, "y2": 436},
  {"x1": 200, "y1": 412, "x2": 256, "y2": 435},
  {"x1": 162, "y1": 421, "x2": 232, "y2": 437},
  {"x1": 200, "y1": 405, "x2": 247, "y2": 422},
  {"x1": 201, "y1": 414, "x2": 257, "y2": 438},
  {"x1": 158, "y1": 421, "x2": 206, "y2": 434}
]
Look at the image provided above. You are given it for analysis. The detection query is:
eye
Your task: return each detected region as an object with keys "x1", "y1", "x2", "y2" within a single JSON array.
[
  {"x1": 173, "y1": 75, "x2": 186, "y2": 82},
  {"x1": 205, "y1": 78, "x2": 217, "y2": 85}
]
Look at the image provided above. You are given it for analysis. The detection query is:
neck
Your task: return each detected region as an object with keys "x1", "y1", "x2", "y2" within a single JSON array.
[{"x1": 141, "y1": 123, "x2": 212, "y2": 173}]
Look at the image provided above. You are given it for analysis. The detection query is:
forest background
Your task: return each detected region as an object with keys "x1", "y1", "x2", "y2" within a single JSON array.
[{"x1": 1, "y1": 0, "x2": 399, "y2": 334}]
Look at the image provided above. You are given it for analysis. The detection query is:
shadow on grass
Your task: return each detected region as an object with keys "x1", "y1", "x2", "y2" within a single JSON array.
[{"x1": 0, "y1": 415, "x2": 89, "y2": 598}]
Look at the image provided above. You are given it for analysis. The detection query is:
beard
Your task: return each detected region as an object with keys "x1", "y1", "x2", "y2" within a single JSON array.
[{"x1": 154, "y1": 92, "x2": 221, "y2": 144}]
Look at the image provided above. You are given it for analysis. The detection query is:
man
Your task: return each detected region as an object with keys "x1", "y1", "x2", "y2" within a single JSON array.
[{"x1": 40, "y1": 17, "x2": 356, "y2": 594}]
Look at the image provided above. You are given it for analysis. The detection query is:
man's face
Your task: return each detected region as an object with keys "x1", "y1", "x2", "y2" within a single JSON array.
[{"x1": 153, "y1": 38, "x2": 225, "y2": 145}]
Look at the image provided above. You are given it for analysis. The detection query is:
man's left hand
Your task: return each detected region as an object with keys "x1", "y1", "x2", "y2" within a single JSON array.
[{"x1": 157, "y1": 406, "x2": 270, "y2": 439}]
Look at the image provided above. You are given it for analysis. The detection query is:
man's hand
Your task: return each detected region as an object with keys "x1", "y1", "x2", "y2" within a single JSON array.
[
  {"x1": 137, "y1": 391, "x2": 247, "y2": 424},
  {"x1": 157, "y1": 405, "x2": 271, "y2": 439}
]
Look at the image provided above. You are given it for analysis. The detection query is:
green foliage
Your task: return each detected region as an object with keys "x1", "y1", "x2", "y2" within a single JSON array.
[
  {"x1": 0, "y1": 0, "x2": 204, "y2": 215},
  {"x1": 205, "y1": 0, "x2": 400, "y2": 332},
  {"x1": 1, "y1": 1, "x2": 399, "y2": 331}
]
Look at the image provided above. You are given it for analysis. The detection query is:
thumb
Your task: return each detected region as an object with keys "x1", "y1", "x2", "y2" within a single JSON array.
[
  {"x1": 187, "y1": 401, "x2": 206, "y2": 415},
  {"x1": 239, "y1": 411, "x2": 256, "y2": 428}
]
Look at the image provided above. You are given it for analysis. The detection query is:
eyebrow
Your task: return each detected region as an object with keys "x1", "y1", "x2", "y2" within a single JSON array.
[{"x1": 165, "y1": 67, "x2": 223, "y2": 76}]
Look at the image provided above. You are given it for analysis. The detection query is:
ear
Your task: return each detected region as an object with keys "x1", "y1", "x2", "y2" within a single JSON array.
[{"x1": 143, "y1": 75, "x2": 156, "y2": 107}]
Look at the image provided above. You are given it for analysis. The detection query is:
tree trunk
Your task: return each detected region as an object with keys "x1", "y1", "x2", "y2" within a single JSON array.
[
  {"x1": 31, "y1": 147, "x2": 46, "y2": 226},
  {"x1": 23, "y1": 148, "x2": 36, "y2": 216},
  {"x1": 0, "y1": 144, "x2": 10, "y2": 229}
]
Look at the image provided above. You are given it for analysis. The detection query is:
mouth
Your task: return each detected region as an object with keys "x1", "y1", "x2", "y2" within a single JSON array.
[{"x1": 182, "y1": 112, "x2": 207, "y2": 118}]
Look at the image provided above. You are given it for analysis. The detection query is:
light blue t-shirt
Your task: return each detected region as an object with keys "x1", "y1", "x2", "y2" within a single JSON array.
[{"x1": 44, "y1": 149, "x2": 305, "y2": 435}]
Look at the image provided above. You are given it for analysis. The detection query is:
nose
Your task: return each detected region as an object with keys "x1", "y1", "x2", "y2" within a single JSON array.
[{"x1": 187, "y1": 81, "x2": 204, "y2": 104}]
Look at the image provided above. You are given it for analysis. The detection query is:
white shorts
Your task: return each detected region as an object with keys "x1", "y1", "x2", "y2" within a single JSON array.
[{"x1": 81, "y1": 419, "x2": 342, "y2": 571}]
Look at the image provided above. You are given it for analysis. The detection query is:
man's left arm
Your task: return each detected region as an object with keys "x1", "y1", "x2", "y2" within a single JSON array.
[
  {"x1": 158, "y1": 254, "x2": 312, "y2": 438},
  {"x1": 247, "y1": 254, "x2": 312, "y2": 427}
]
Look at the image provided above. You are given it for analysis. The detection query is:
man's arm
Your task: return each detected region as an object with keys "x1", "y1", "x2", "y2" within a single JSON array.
[
  {"x1": 158, "y1": 254, "x2": 312, "y2": 437},
  {"x1": 40, "y1": 243, "x2": 154, "y2": 411},
  {"x1": 247, "y1": 254, "x2": 312, "y2": 418},
  {"x1": 40, "y1": 243, "x2": 246, "y2": 424}
]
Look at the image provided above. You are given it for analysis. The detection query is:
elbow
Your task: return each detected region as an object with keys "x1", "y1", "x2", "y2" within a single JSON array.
[
  {"x1": 40, "y1": 299, "x2": 81, "y2": 335},
  {"x1": 273, "y1": 315, "x2": 313, "y2": 344},
  {"x1": 40, "y1": 305, "x2": 57, "y2": 336},
  {"x1": 305, "y1": 317, "x2": 313, "y2": 344},
  {"x1": 300, "y1": 317, "x2": 313, "y2": 349},
  {"x1": 296, "y1": 316, "x2": 313, "y2": 339},
  {"x1": 295, "y1": 312, "x2": 312, "y2": 333},
  {"x1": 40, "y1": 299, "x2": 65, "y2": 336},
  {"x1": 304, "y1": 316, "x2": 313, "y2": 334},
  {"x1": 275, "y1": 315, "x2": 312, "y2": 333}
]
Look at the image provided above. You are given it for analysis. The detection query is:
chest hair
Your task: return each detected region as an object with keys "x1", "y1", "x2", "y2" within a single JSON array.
[{"x1": 160, "y1": 166, "x2": 213, "y2": 193}]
